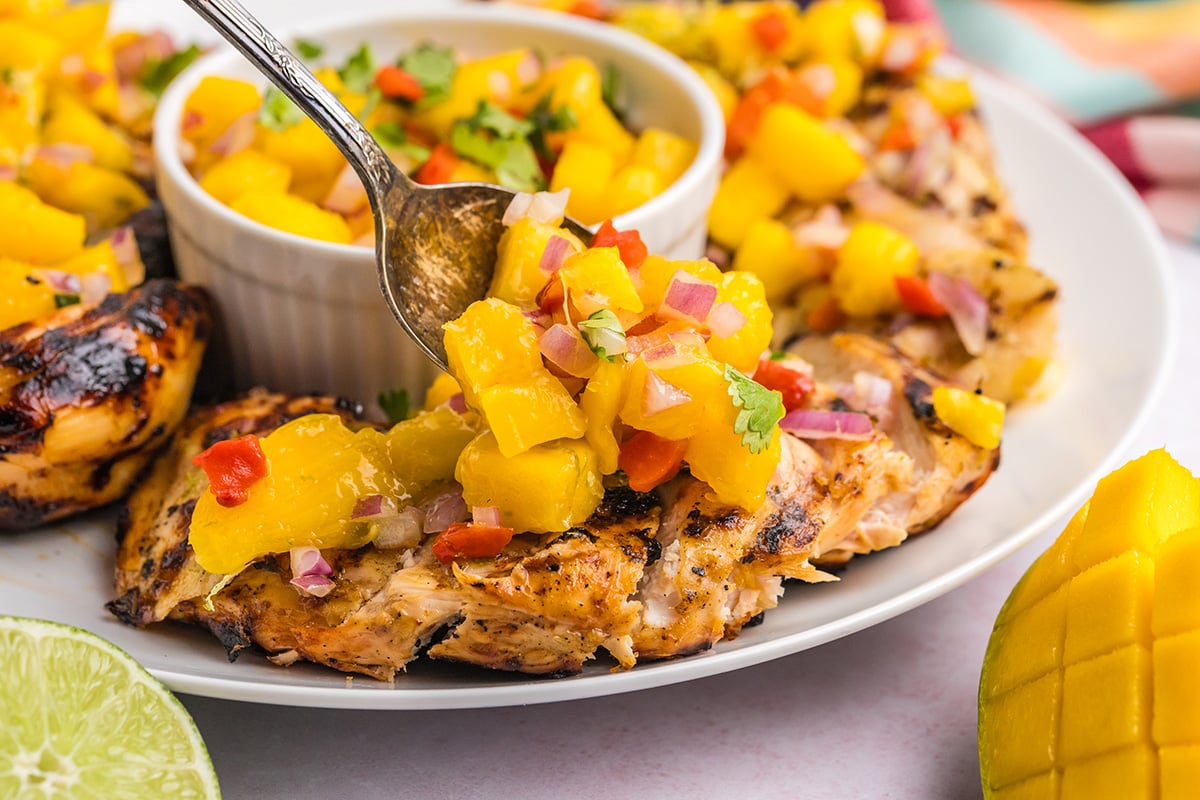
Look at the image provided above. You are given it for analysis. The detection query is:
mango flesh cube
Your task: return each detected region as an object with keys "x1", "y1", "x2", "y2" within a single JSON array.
[
  {"x1": 630, "y1": 127, "x2": 696, "y2": 186},
  {"x1": 606, "y1": 164, "x2": 663, "y2": 219},
  {"x1": 746, "y1": 103, "x2": 864, "y2": 203},
  {"x1": 1153, "y1": 527, "x2": 1200, "y2": 637},
  {"x1": 1153, "y1": 631, "x2": 1200, "y2": 746},
  {"x1": 489, "y1": 218, "x2": 583, "y2": 310},
  {"x1": 1072, "y1": 448, "x2": 1200, "y2": 571},
  {"x1": 1060, "y1": 745, "x2": 1156, "y2": 799},
  {"x1": 1060, "y1": 645, "x2": 1151, "y2": 763},
  {"x1": 443, "y1": 298, "x2": 544, "y2": 403},
  {"x1": 981, "y1": 584, "x2": 1067, "y2": 699},
  {"x1": 199, "y1": 150, "x2": 292, "y2": 206},
  {"x1": 383, "y1": 408, "x2": 476, "y2": 491},
  {"x1": 476, "y1": 375, "x2": 587, "y2": 458},
  {"x1": 550, "y1": 139, "x2": 615, "y2": 226},
  {"x1": 991, "y1": 771, "x2": 1058, "y2": 800},
  {"x1": 229, "y1": 191, "x2": 351, "y2": 244},
  {"x1": 1161, "y1": 745, "x2": 1200, "y2": 800},
  {"x1": 731, "y1": 217, "x2": 818, "y2": 304},
  {"x1": 559, "y1": 246, "x2": 644, "y2": 314},
  {"x1": 1063, "y1": 551, "x2": 1153, "y2": 666},
  {"x1": 706, "y1": 156, "x2": 790, "y2": 250},
  {"x1": 981, "y1": 671, "x2": 1061, "y2": 790}
]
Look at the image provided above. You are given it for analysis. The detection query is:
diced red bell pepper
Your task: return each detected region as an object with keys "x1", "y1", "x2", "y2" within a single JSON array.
[
  {"x1": 753, "y1": 358, "x2": 814, "y2": 412},
  {"x1": 591, "y1": 219, "x2": 648, "y2": 270},
  {"x1": 191, "y1": 435, "x2": 270, "y2": 508},
  {"x1": 567, "y1": 0, "x2": 610, "y2": 20},
  {"x1": 806, "y1": 296, "x2": 846, "y2": 332},
  {"x1": 726, "y1": 70, "x2": 822, "y2": 159},
  {"x1": 415, "y1": 143, "x2": 459, "y2": 185},
  {"x1": 894, "y1": 275, "x2": 948, "y2": 317},
  {"x1": 751, "y1": 8, "x2": 789, "y2": 52},
  {"x1": 618, "y1": 431, "x2": 688, "y2": 493},
  {"x1": 878, "y1": 124, "x2": 917, "y2": 152},
  {"x1": 945, "y1": 114, "x2": 965, "y2": 139},
  {"x1": 374, "y1": 65, "x2": 424, "y2": 102},
  {"x1": 432, "y1": 522, "x2": 515, "y2": 564}
]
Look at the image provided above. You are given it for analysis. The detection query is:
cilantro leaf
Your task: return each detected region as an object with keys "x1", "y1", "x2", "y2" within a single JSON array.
[
  {"x1": 601, "y1": 62, "x2": 625, "y2": 123},
  {"x1": 294, "y1": 38, "x2": 324, "y2": 60},
  {"x1": 338, "y1": 44, "x2": 375, "y2": 94},
  {"x1": 465, "y1": 101, "x2": 534, "y2": 139},
  {"x1": 371, "y1": 122, "x2": 431, "y2": 161},
  {"x1": 257, "y1": 85, "x2": 304, "y2": 132},
  {"x1": 377, "y1": 389, "x2": 410, "y2": 425},
  {"x1": 397, "y1": 43, "x2": 456, "y2": 107},
  {"x1": 768, "y1": 350, "x2": 788, "y2": 362},
  {"x1": 449, "y1": 123, "x2": 544, "y2": 192},
  {"x1": 526, "y1": 95, "x2": 578, "y2": 158},
  {"x1": 725, "y1": 365, "x2": 784, "y2": 454},
  {"x1": 578, "y1": 310, "x2": 626, "y2": 361},
  {"x1": 53, "y1": 293, "x2": 80, "y2": 309},
  {"x1": 139, "y1": 44, "x2": 202, "y2": 98}
]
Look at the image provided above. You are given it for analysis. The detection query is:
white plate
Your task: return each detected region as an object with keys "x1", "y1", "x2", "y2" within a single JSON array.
[{"x1": 0, "y1": 2, "x2": 1174, "y2": 709}]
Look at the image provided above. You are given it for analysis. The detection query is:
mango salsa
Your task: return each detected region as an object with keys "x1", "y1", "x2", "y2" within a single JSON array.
[{"x1": 979, "y1": 450, "x2": 1200, "y2": 799}]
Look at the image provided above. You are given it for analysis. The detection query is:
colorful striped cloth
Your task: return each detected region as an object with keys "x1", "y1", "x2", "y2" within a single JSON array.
[{"x1": 882, "y1": 0, "x2": 1200, "y2": 245}]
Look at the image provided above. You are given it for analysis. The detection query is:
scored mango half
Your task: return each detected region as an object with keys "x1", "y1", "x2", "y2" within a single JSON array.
[{"x1": 978, "y1": 449, "x2": 1200, "y2": 799}]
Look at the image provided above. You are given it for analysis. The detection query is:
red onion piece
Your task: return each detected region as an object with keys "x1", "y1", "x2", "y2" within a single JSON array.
[
  {"x1": 424, "y1": 491, "x2": 468, "y2": 533},
  {"x1": 60, "y1": 53, "x2": 84, "y2": 77},
  {"x1": 704, "y1": 244, "x2": 729, "y2": 270},
  {"x1": 928, "y1": 272, "x2": 988, "y2": 356},
  {"x1": 351, "y1": 494, "x2": 398, "y2": 520},
  {"x1": 38, "y1": 270, "x2": 81, "y2": 294},
  {"x1": 881, "y1": 33, "x2": 919, "y2": 72},
  {"x1": 793, "y1": 205, "x2": 849, "y2": 250},
  {"x1": 486, "y1": 70, "x2": 511, "y2": 101},
  {"x1": 472, "y1": 505, "x2": 502, "y2": 527},
  {"x1": 780, "y1": 409, "x2": 874, "y2": 441},
  {"x1": 801, "y1": 62, "x2": 836, "y2": 100},
  {"x1": 209, "y1": 112, "x2": 256, "y2": 157},
  {"x1": 516, "y1": 51, "x2": 541, "y2": 85},
  {"x1": 289, "y1": 546, "x2": 333, "y2": 578},
  {"x1": 322, "y1": 163, "x2": 368, "y2": 215},
  {"x1": 657, "y1": 271, "x2": 717, "y2": 324},
  {"x1": 290, "y1": 574, "x2": 334, "y2": 597},
  {"x1": 539, "y1": 323, "x2": 599, "y2": 377},
  {"x1": 375, "y1": 506, "x2": 425, "y2": 549},
  {"x1": 706, "y1": 301, "x2": 746, "y2": 338},
  {"x1": 181, "y1": 110, "x2": 205, "y2": 135},
  {"x1": 642, "y1": 371, "x2": 691, "y2": 417},
  {"x1": 81, "y1": 70, "x2": 107, "y2": 91},
  {"x1": 539, "y1": 235, "x2": 572, "y2": 274},
  {"x1": 79, "y1": 273, "x2": 112, "y2": 305},
  {"x1": 853, "y1": 372, "x2": 894, "y2": 415},
  {"x1": 448, "y1": 393, "x2": 468, "y2": 414}
]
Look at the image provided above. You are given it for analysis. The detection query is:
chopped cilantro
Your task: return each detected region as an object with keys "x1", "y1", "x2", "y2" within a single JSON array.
[
  {"x1": 397, "y1": 43, "x2": 456, "y2": 107},
  {"x1": 526, "y1": 95, "x2": 578, "y2": 158},
  {"x1": 465, "y1": 101, "x2": 534, "y2": 139},
  {"x1": 601, "y1": 62, "x2": 625, "y2": 123},
  {"x1": 294, "y1": 38, "x2": 324, "y2": 60},
  {"x1": 578, "y1": 310, "x2": 626, "y2": 361},
  {"x1": 725, "y1": 365, "x2": 784, "y2": 454},
  {"x1": 257, "y1": 85, "x2": 304, "y2": 132},
  {"x1": 337, "y1": 44, "x2": 375, "y2": 94},
  {"x1": 449, "y1": 122, "x2": 543, "y2": 192},
  {"x1": 53, "y1": 293, "x2": 80, "y2": 309},
  {"x1": 139, "y1": 44, "x2": 202, "y2": 98},
  {"x1": 378, "y1": 389, "x2": 410, "y2": 425},
  {"x1": 371, "y1": 122, "x2": 431, "y2": 161},
  {"x1": 768, "y1": 350, "x2": 788, "y2": 361}
]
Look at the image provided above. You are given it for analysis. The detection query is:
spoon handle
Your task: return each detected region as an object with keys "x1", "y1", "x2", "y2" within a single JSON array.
[{"x1": 181, "y1": 0, "x2": 398, "y2": 199}]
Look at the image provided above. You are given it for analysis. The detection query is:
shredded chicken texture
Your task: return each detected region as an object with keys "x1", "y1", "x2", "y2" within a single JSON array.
[{"x1": 110, "y1": 335, "x2": 999, "y2": 680}]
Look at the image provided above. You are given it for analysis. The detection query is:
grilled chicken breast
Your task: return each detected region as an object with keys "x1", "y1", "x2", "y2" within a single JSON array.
[
  {"x1": 110, "y1": 336, "x2": 998, "y2": 679},
  {"x1": 0, "y1": 280, "x2": 211, "y2": 530}
]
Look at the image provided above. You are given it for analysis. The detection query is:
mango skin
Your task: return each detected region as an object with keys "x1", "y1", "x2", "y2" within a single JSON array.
[{"x1": 978, "y1": 449, "x2": 1200, "y2": 799}]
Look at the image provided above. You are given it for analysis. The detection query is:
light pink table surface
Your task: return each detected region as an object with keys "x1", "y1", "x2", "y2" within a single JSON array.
[
  {"x1": 108, "y1": 3, "x2": 1199, "y2": 794},
  {"x1": 178, "y1": 243, "x2": 1199, "y2": 799}
]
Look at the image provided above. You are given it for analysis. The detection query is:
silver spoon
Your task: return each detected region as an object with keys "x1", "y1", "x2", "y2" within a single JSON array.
[{"x1": 181, "y1": 0, "x2": 592, "y2": 370}]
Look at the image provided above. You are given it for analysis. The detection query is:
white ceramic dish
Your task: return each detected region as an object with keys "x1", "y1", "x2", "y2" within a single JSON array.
[
  {"x1": 153, "y1": 4, "x2": 723, "y2": 405},
  {"x1": 0, "y1": 1, "x2": 1175, "y2": 708}
]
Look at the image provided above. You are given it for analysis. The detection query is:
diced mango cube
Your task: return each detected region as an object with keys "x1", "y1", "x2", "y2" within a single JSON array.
[
  {"x1": 199, "y1": 149, "x2": 292, "y2": 206},
  {"x1": 1154, "y1": 528, "x2": 1200, "y2": 637},
  {"x1": 580, "y1": 360, "x2": 627, "y2": 475},
  {"x1": 605, "y1": 164, "x2": 663, "y2": 218},
  {"x1": 570, "y1": 102, "x2": 635, "y2": 167},
  {"x1": 931, "y1": 386, "x2": 1005, "y2": 450},
  {"x1": 25, "y1": 159, "x2": 149, "y2": 230},
  {"x1": 815, "y1": 58, "x2": 864, "y2": 118},
  {"x1": 29, "y1": 1, "x2": 110, "y2": 52},
  {"x1": 706, "y1": 156, "x2": 790, "y2": 250},
  {"x1": 918, "y1": 74, "x2": 975, "y2": 117},
  {"x1": 423, "y1": 372, "x2": 463, "y2": 412},
  {"x1": 559, "y1": 246, "x2": 644, "y2": 314},
  {"x1": 620, "y1": 354, "x2": 720, "y2": 442},
  {"x1": 706, "y1": 270, "x2": 772, "y2": 374},
  {"x1": 1153, "y1": 630, "x2": 1200, "y2": 746},
  {"x1": 1162, "y1": 745, "x2": 1200, "y2": 800},
  {"x1": 0, "y1": 20, "x2": 59, "y2": 70},
  {"x1": 258, "y1": 117, "x2": 345, "y2": 187},
  {"x1": 0, "y1": 261, "x2": 57, "y2": 330},
  {"x1": 42, "y1": 96, "x2": 131, "y2": 172},
  {"x1": 182, "y1": 76, "x2": 261, "y2": 148},
  {"x1": 229, "y1": 190, "x2": 351, "y2": 244},
  {"x1": 476, "y1": 373, "x2": 587, "y2": 458},
  {"x1": 0, "y1": 182, "x2": 85, "y2": 263},
  {"x1": 456, "y1": 432, "x2": 603, "y2": 533},
  {"x1": 56, "y1": 240, "x2": 132, "y2": 293},
  {"x1": 980, "y1": 671, "x2": 1061, "y2": 791},
  {"x1": 384, "y1": 407, "x2": 477, "y2": 491},
  {"x1": 630, "y1": 127, "x2": 696, "y2": 186},
  {"x1": 1060, "y1": 746, "x2": 1156, "y2": 800},
  {"x1": 443, "y1": 298, "x2": 544, "y2": 402},
  {"x1": 421, "y1": 49, "x2": 531, "y2": 135},
  {"x1": 490, "y1": 218, "x2": 584, "y2": 309},
  {"x1": 747, "y1": 103, "x2": 864, "y2": 202},
  {"x1": 1073, "y1": 448, "x2": 1200, "y2": 571},
  {"x1": 1060, "y1": 645, "x2": 1151, "y2": 763},
  {"x1": 530, "y1": 56, "x2": 603, "y2": 117},
  {"x1": 1064, "y1": 551, "x2": 1154, "y2": 666},
  {"x1": 981, "y1": 584, "x2": 1067, "y2": 699},
  {"x1": 804, "y1": 0, "x2": 886, "y2": 63},
  {"x1": 637, "y1": 255, "x2": 723, "y2": 309},
  {"x1": 831, "y1": 220, "x2": 919, "y2": 317},
  {"x1": 731, "y1": 217, "x2": 819, "y2": 303},
  {"x1": 550, "y1": 139, "x2": 615, "y2": 226},
  {"x1": 684, "y1": 384, "x2": 781, "y2": 511}
]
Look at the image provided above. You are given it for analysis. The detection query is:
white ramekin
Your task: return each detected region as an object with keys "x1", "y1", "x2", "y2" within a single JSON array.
[{"x1": 154, "y1": 4, "x2": 724, "y2": 406}]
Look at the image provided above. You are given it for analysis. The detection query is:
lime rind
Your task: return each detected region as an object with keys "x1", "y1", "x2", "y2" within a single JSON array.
[{"x1": 0, "y1": 616, "x2": 221, "y2": 799}]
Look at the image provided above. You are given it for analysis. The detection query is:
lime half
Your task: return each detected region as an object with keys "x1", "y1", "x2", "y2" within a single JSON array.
[{"x1": 0, "y1": 616, "x2": 221, "y2": 799}]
